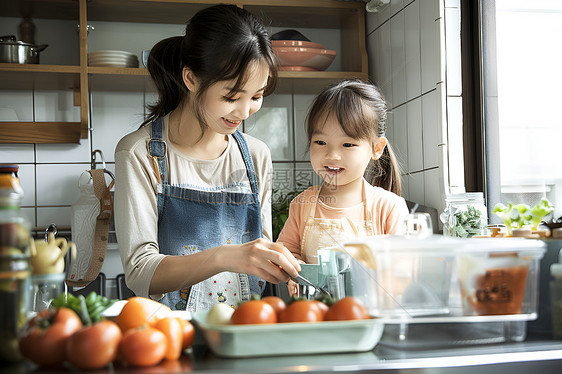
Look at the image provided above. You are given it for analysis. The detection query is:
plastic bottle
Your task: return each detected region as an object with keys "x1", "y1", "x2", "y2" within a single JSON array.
[
  {"x1": 551, "y1": 248, "x2": 562, "y2": 339},
  {"x1": 0, "y1": 164, "x2": 31, "y2": 362}
]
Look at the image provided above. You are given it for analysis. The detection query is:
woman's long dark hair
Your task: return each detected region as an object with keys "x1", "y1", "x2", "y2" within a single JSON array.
[
  {"x1": 141, "y1": 4, "x2": 278, "y2": 129},
  {"x1": 306, "y1": 80, "x2": 403, "y2": 196}
]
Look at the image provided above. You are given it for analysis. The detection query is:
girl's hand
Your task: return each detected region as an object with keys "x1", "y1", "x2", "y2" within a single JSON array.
[{"x1": 221, "y1": 239, "x2": 301, "y2": 284}]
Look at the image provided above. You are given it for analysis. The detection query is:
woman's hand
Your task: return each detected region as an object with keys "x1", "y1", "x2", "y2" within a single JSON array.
[{"x1": 221, "y1": 238, "x2": 301, "y2": 284}]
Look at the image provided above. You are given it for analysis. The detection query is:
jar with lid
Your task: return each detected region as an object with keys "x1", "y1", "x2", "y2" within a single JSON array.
[
  {"x1": 0, "y1": 164, "x2": 31, "y2": 362},
  {"x1": 551, "y1": 248, "x2": 562, "y2": 339},
  {"x1": 441, "y1": 192, "x2": 488, "y2": 238}
]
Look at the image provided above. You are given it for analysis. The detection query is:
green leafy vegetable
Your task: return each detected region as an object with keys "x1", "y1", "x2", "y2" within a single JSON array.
[
  {"x1": 493, "y1": 198, "x2": 554, "y2": 235},
  {"x1": 50, "y1": 291, "x2": 117, "y2": 325}
]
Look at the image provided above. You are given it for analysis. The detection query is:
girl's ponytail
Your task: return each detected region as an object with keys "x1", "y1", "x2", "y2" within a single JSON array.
[
  {"x1": 366, "y1": 142, "x2": 403, "y2": 197},
  {"x1": 142, "y1": 36, "x2": 187, "y2": 127}
]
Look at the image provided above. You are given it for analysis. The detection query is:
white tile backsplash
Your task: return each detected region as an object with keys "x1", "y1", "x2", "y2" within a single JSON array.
[
  {"x1": 408, "y1": 172, "x2": 425, "y2": 204},
  {"x1": 37, "y1": 206, "x2": 72, "y2": 229},
  {"x1": 34, "y1": 90, "x2": 80, "y2": 122},
  {"x1": 36, "y1": 164, "x2": 90, "y2": 206},
  {"x1": 0, "y1": 144, "x2": 35, "y2": 163},
  {"x1": 36, "y1": 142, "x2": 91, "y2": 164},
  {"x1": 17, "y1": 164, "x2": 36, "y2": 207},
  {"x1": 91, "y1": 91, "x2": 146, "y2": 163},
  {"x1": 424, "y1": 167, "x2": 444, "y2": 214},
  {"x1": 420, "y1": 0, "x2": 441, "y2": 93},
  {"x1": 390, "y1": 0, "x2": 405, "y2": 16},
  {"x1": 391, "y1": 105, "x2": 408, "y2": 172},
  {"x1": 405, "y1": 0, "x2": 422, "y2": 100},
  {"x1": 422, "y1": 88, "x2": 441, "y2": 169},
  {"x1": 391, "y1": 12, "x2": 407, "y2": 107},
  {"x1": 0, "y1": 90, "x2": 33, "y2": 121},
  {"x1": 407, "y1": 97, "x2": 423, "y2": 172},
  {"x1": 293, "y1": 94, "x2": 315, "y2": 162}
]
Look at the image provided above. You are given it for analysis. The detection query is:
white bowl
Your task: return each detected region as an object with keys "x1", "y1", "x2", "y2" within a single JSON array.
[{"x1": 272, "y1": 46, "x2": 336, "y2": 71}]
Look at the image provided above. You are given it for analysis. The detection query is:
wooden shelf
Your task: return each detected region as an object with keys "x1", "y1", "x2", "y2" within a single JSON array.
[
  {"x1": 0, "y1": 0, "x2": 368, "y2": 144},
  {"x1": 0, "y1": 122, "x2": 81, "y2": 144}
]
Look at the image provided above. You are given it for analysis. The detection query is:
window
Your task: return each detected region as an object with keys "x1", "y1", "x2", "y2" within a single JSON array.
[{"x1": 481, "y1": 0, "x2": 562, "y2": 222}]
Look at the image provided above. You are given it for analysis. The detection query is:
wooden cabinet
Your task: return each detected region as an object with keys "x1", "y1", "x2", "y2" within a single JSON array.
[{"x1": 0, "y1": 0, "x2": 367, "y2": 144}]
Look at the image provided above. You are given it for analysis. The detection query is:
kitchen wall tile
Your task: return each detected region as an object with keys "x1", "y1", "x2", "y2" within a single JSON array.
[
  {"x1": 272, "y1": 163, "x2": 296, "y2": 198},
  {"x1": 34, "y1": 90, "x2": 80, "y2": 122},
  {"x1": 420, "y1": 0, "x2": 440, "y2": 93},
  {"x1": 400, "y1": 173, "x2": 410, "y2": 201},
  {"x1": 91, "y1": 91, "x2": 145, "y2": 163},
  {"x1": 407, "y1": 97, "x2": 423, "y2": 172},
  {"x1": 37, "y1": 206, "x2": 72, "y2": 229},
  {"x1": 0, "y1": 145, "x2": 35, "y2": 163},
  {"x1": 390, "y1": 0, "x2": 404, "y2": 16},
  {"x1": 294, "y1": 162, "x2": 322, "y2": 190},
  {"x1": 20, "y1": 207, "x2": 36, "y2": 229},
  {"x1": 404, "y1": 0, "x2": 422, "y2": 100},
  {"x1": 422, "y1": 88, "x2": 441, "y2": 169},
  {"x1": 366, "y1": 2, "x2": 390, "y2": 35},
  {"x1": 245, "y1": 94, "x2": 292, "y2": 162},
  {"x1": 17, "y1": 164, "x2": 36, "y2": 207},
  {"x1": 36, "y1": 142, "x2": 91, "y2": 164},
  {"x1": 293, "y1": 94, "x2": 315, "y2": 162},
  {"x1": 371, "y1": 22, "x2": 393, "y2": 105},
  {"x1": 408, "y1": 172, "x2": 425, "y2": 205},
  {"x1": 385, "y1": 100, "x2": 395, "y2": 146},
  {"x1": 391, "y1": 12, "x2": 407, "y2": 107},
  {"x1": 424, "y1": 167, "x2": 445, "y2": 213},
  {"x1": 447, "y1": 96, "x2": 465, "y2": 189},
  {"x1": 0, "y1": 90, "x2": 33, "y2": 121},
  {"x1": 36, "y1": 164, "x2": 89, "y2": 206},
  {"x1": 391, "y1": 105, "x2": 408, "y2": 172},
  {"x1": 445, "y1": 6, "x2": 462, "y2": 96}
]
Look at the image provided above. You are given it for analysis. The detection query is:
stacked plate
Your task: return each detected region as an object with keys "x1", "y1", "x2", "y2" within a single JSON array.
[{"x1": 88, "y1": 50, "x2": 139, "y2": 68}]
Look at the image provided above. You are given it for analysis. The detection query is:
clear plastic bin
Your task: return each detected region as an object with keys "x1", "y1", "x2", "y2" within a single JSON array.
[{"x1": 318, "y1": 235, "x2": 546, "y2": 340}]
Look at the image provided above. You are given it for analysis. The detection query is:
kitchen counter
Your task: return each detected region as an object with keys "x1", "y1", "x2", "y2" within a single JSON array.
[{"x1": 3, "y1": 334, "x2": 561, "y2": 374}]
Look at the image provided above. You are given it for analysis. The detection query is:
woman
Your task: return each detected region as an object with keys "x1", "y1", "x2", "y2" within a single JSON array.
[{"x1": 114, "y1": 4, "x2": 300, "y2": 311}]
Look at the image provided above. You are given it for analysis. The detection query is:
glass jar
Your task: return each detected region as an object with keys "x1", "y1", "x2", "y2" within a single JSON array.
[
  {"x1": 441, "y1": 192, "x2": 488, "y2": 238},
  {"x1": 0, "y1": 164, "x2": 31, "y2": 362}
]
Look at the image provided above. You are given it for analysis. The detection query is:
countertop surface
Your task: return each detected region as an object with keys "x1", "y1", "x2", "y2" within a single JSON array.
[{"x1": 3, "y1": 334, "x2": 562, "y2": 374}]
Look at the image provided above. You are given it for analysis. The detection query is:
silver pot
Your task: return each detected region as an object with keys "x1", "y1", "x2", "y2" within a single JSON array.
[{"x1": 0, "y1": 35, "x2": 48, "y2": 64}]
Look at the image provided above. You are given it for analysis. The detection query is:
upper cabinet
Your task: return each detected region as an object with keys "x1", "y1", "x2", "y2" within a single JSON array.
[{"x1": 0, "y1": 0, "x2": 367, "y2": 144}]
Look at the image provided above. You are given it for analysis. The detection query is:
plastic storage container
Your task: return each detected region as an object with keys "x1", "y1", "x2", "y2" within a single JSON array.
[
  {"x1": 441, "y1": 193, "x2": 488, "y2": 238},
  {"x1": 318, "y1": 235, "x2": 546, "y2": 347}
]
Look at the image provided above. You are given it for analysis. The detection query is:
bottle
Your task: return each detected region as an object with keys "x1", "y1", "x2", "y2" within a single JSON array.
[
  {"x1": 0, "y1": 164, "x2": 31, "y2": 362},
  {"x1": 441, "y1": 192, "x2": 488, "y2": 238},
  {"x1": 19, "y1": 18, "x2": 35, "y2": 44},
  {"x1": 551, "y1": 249, "x2": 562, "y2": 339}
]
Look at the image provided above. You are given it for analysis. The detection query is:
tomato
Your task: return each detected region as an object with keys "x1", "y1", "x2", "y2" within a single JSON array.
[
  {"x1": 312, "y1": 300, "x2": 330, "y2": 318},
  {"x1": 19, "y1": 307, "x2": 82, "y2": 366},
  {"x1": 278, "y1": 300, "x2": 323, "y2": 323},
  {"x1": 177, "y1": 318, "x2": 195, "y2": 350},
  {"x1": 119, "y1": 326, "x2": 167, "y2": 367},
  {"x1": 324, "y1": 297, "x2": 370, "y2": 321},
  {"x1": 230, "y1": 300, "x2": 277, "y2": 324},
  {"x1": 262, "y1": 296, "x2": 287, "y2": 317},
  {"x1": 154, "y1": 317, "x2": 182, "y2": 361},
  {"x1": 66, "y1": 320, "x2": 122, "y2": 370},
  {"x1": 116, "y1": 297, "x2": 171, "y2": 332}
]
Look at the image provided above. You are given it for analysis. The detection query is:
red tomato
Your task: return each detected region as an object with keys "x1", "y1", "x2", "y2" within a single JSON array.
[
  {"x1": 312, "y1": 300, "x2": 330, "y2": 318},
  {"x1": 119, "y1": 326, "x2": 167, "y2": 367},
  {"x1": 19, "y1": 307, "x2": 82, "y2": 366},
  {"x1": 116, "y1": 297, "x2": 171, "y2": 332},
  {"x1": 154, "y1": 317, "x2": 182, "y2": 361},
  {"x1": 278, "y1": 300, "x2": 323, "y2": 323},
  {"x1": 262, "y1": 296, "x2": 287, "y2": 317},
  {"x1": 324, "y1": 297, "x2": 370, "y2": 321},
  {"x1": 66, "y1": 320, "x2": 122, "y2": 370},
  {"x1": 230, "y1": 300, "x2": 277, "y2": 324},
  {"x1": 177, "y1": 318, "x2": 195, "y2": 350}
]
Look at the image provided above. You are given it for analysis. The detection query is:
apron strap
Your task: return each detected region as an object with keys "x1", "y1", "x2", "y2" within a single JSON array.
[
  {"x1": 232, "y1": 130, "x2": 259, "y2": 195},
  {"x1": 147, "y1": 117, "x2": 168, "y2": 185}
]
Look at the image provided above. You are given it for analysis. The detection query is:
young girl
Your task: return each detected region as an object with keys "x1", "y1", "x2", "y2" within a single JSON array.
[
  {"x1": 277, "y1": 80, "x2": 409, "y2": 271},
  {"x1": 114, "y1": 4, "x2": 300, "y2": 312}
]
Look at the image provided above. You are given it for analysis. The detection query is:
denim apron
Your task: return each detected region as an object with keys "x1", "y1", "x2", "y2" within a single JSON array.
[{"x1": 148, "y1": 118, "x2": 265, "y2": 311}]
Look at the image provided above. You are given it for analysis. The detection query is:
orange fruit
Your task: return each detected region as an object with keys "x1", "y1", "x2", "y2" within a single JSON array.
[{"x1": 116, "y1": 297, "x2": 171, "y2": 332}]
